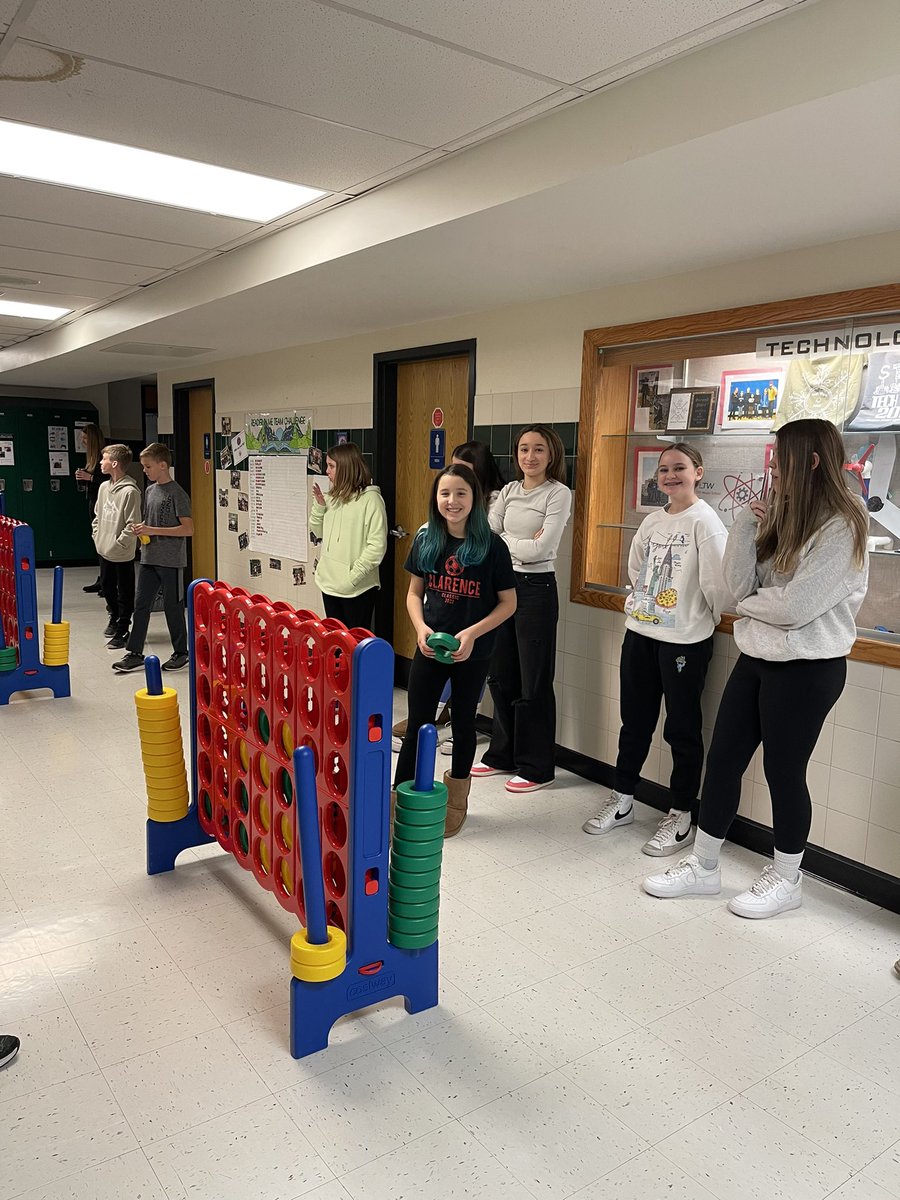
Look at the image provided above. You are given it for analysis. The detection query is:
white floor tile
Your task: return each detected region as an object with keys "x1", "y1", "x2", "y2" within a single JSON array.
[
  {"x1": 339, "y1": 1122, "x2": 535, "y2": 1200},
  {"x1": 388, "y1": 1007, "x2": 552, "y2": 1117},
  {"x1": 745, "y1": 1049, "x2": 900, "y2": 1170},
  {"x1": 276, "y1": 1048, "x2": 453, "y2": 1173},
  {"x1": 13, "y1": 1151, "x2": 166, "y2": 1200},
  {"x1": 150, "y1": 897, "x2": 284, "y2": 968},
  {"x1": 657, "y1": 1095, "x2": 851, "y2": 1200},
  {"x1": 511, "y1": 847, "x2": 625, "y2": 897},
  {"x1": 103, "y1": 1028, "x2": 269, "y2": 1144},
  {"x1": 146, "y1": 1095, "x2": 333, "y2": 1199},
  {"x1": 461, "y1": 1071, "x2": 647, "y2": 1200},
  {"x1": 485, "y1": 973, "x2": 638, "y2": 1064},
  {"x1": 0, "y1": 1008, "x2": 96, "y2": 1103},
  {"x1": 182, "y1": 941, "x2": 288, "y2": 1023},
  {"x1": 0, "y1": 955, "x2": 66, "y2": 1024},
  {"x1": 863, "y1": 1140, "x2": 900, "y2": 1198},
  {"x1": 642, "y1": 915, "x2": 779, "y2": 989},
  {"x1": 824, "y1": 1177, "x2": 898, "y2": 1200},
  {"x1": 576, "y1": 878, "x2": 702, "y2": 942},
  {"x1": 566, "y1": 943, "x2": 708, "y2": 1026},
  {"x1": 439, "y1": 928, "x2": 556, "y2": 1005},
  {"x1": 784, "y1": 922, "x2": 900, "y2": 1008},
  {"x1": 564, "y1": 1027, "x2": 735, "y2": 1142},
  {"x1": 570, "y1": 1147, "x2": 720, "y2": 1199},
  {"x1": 357, "y1": 977, "x2": 477, "y2": 1046},
  {"x1": 43, "y1": 925, "x2": 179, "y2": 1006},
  {"x1": 0, "y1": 1072, "x2": 138, "y2": 1197},
  {"x1": 501, "y1": 901, "x2": 630, "y2": 971},
  {"x1": 444, "y1": 866, "x2": 560, "y2": 923},
  {"x1": 0, "y1": 912, "x2": 40, "y2": 966},
  {"x1": 819, "y1": 1010, "x2": 900, "y2": 1099},
  {"x1": 20, "y1": 893, "x2": 145, "y2": 954}
]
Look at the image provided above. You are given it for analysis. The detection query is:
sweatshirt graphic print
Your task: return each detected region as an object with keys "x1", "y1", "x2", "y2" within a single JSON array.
[{"x1": 629, "y1": 531, "x2": 686, "y2": 629}]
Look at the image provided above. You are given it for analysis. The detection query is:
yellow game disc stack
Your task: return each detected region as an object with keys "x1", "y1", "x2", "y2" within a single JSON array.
[
  {"x1": 135, "y1": 685, "x2": 189, "y2": 823},
  {"x1": 42, "y1": 621, "x2": 70, "y2": 666},
  {"x1": 290, "y1": 926, "x2": 347, "y2": 982}
]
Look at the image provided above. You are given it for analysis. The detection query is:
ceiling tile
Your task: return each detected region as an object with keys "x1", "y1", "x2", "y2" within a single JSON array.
[
  {"x1": 0, "y1": 178, "x2": 252, "y2": 247},
  {"x1": 0, "y1": 0, "x2": 19, "y2": 28},
  {"x1": 0, "y1": 245, "x2": 153, "y2": 285},
  {"x1": 0, "y1": 216, "x2": 200, "y2": 270},
  {"x1": 0, "y1": 269, "x2": 125, "y2": 299},
  {"x1": 26, "y1": 0, "x2": 559, "y2": 145},
  {"x1": 1, "y1": 47, "x2": 430, "y2": 191},
  {"x1": 335, "y1": 0, "x2": 777, "y2": 82}
]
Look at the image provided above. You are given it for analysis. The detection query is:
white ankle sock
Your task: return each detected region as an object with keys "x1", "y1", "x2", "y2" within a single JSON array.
[
  {"x1": 773, "y1": 848, "x2": 804, "y2": 884},
  {"x1": 693, "y1": 828, "x2": 724, "y2": 870}
]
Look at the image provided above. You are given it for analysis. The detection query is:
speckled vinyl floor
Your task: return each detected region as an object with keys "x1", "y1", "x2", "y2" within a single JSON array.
[{"x1": 2, "y1": 568, "x2": 899, "y2": 1200}]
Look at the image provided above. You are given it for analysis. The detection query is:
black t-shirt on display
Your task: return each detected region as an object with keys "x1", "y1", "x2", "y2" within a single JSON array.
[{"x1": 404, "y1": 531, "x2": 515, "y2": 659}]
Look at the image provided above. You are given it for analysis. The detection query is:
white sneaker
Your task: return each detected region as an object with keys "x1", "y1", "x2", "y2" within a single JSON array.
[
  {"x1": 582, "y1": 792, "x2": 633, "y2": 835},
  {"x1": 440, "y1": 737, "x2": 453, "y2": 757},
  {"x1": 643, "y1": 853, "x2": 721, "y2": 898},
  {"x1": 642, "y1": 810, "x2": 694, "y2": 857},
  {"x1": 728, "y1": 865, "x2": 802, "y2": 919},
  {"x1": 391, "y1": 735, "x2": 402, "y2": 753}
]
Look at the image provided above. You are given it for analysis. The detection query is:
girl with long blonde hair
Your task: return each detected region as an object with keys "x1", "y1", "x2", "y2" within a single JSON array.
[
  {"x1": 74, "y1": 422, "x2": 107, "y2": 594},
  {"x1": 644, "y1": 418, "x2": 868, "y2": 919}
]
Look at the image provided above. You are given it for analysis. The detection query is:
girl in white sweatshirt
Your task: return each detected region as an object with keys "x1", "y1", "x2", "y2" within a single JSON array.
[{"x1": 644, "y1": 419, "x2": 869, "y2": 919}]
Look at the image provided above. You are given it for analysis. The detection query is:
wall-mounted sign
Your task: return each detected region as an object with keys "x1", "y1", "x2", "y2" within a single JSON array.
[
  {"x1": 757, "y1": 323, "x2": 900, "y2": 359},
  {"x1": 431, "y1": 407, "x2": 444, "y2": 428},
  {"x1": 429, "y1": 428, "x2": 446, "y2": 469}
]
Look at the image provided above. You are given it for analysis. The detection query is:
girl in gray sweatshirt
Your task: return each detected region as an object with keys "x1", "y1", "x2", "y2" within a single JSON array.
[{"x1": 644, "y1": 419, "x2": 869, "y2": 920}]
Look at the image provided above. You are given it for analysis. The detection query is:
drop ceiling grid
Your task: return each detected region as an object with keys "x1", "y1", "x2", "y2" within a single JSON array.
[
  {"x1": 26, "y1": 0, "x2": 560, "y2": 146},
  {"x1": 0, "y1": 216, "x2": 204, "y2": 270},
  {"x1": 0, "y1": 245, "x2": 154, "y2": 286}
]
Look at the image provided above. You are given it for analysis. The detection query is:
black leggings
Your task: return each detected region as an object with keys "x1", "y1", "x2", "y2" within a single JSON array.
[
  {"x1": 698, "y1": 653, "x2": 846, "y2": 853},
  {"x1": 322, "y1": 588, "x2": 378, "y2": 632},
  {"x1": 394, "y1": 651, "x2": 491, "y2": 786}
]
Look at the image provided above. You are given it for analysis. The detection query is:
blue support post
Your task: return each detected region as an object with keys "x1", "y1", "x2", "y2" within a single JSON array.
[
  {"x1": 51, "y1": 566, "x2": 64, "y2": 625},
  {"x1": 294, "y1": 745, "x2": 328, "y2": 946}
]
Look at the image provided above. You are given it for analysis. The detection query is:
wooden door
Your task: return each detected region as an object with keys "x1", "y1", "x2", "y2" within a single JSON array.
[
  {"x1": 392, "y1": 356, "x2": 469, "y2": 660},
  {"x1": 187, "y1": 386, "x2": 215, "y2": 581}
]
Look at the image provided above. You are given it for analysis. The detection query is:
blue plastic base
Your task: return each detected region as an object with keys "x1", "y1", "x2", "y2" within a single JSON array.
[
  {"x1": 290, "y1": 939, "x2": 439, "y2": 1058},
  {"x1": 0, "y1": 663, "x2": 70, "y2": 705},
  {"x1": 146, "y1": 804, "x2": 215, "y2": 875}
]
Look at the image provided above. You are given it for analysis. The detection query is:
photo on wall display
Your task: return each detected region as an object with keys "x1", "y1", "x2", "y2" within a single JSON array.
[
  {"x1": 217, "y1": 488, "x2": 228, "y2": 507},
  {"x1": 228, "y1": 513, "x2": 238, "y2": 532},
  {"x1": 632, "y1": 365, "x2": 674, "y2": 432},
  {"x1": 249, "y1": 559, "x2": 262, "y2": 578},
  {"x1": 238, "y1": 532, "x2": 249, "y2": 551},
  {"x1": 719, "y1": 368, "x2": 783, "y2": 431},
  {"x1": 633, "y1": 447, "x2": 667, "y2": 512},
  {"x1": 666, "y1": 386, "x2": 718, "y2": 434},
  {"x1": 230, "y1": 469, "x2": 241, "y2": 489}
]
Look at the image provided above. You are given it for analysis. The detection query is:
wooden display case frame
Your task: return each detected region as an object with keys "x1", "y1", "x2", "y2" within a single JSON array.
[{"x1": 571, "y1": 283, "x2": 900, "y2": 669}]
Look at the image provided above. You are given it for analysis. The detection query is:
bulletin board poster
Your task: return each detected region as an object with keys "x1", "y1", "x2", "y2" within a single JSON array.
[
  {"x1": 245, "y1": 412, "x2": 312, "y2": 455},
  {"x1": 248, "y1": 454, "x2": 308, "y2": 562}
]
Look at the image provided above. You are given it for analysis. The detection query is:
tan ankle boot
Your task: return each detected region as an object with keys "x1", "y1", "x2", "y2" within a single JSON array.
[
  {"x1": 391, "y1": 718, "x2": 408, "y2": 738},
  {"x1": 390, "y1": 788, "x2": 397, "y2": 830},
  {"x1": 443, "y1": 770, "x2": 470, "y2": 838}
]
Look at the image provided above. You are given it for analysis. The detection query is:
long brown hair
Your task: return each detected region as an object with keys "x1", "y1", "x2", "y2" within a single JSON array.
[
  {"x1": 512, "y1": 424, "x2": 567, "y2": 485},
  {"x1": 327, "y1": 442, "x2": 371, "y2": 503},
  {"x1": 81, "y1": 423, "x2": 104, "y2": 472},
  {"x1": 756, "y1": 419, "x2": 867, "y2": 573}
]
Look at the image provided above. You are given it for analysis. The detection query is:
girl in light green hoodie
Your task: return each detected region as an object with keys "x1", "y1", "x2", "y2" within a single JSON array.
[{"x1": 310, "y1": 442, "x2": 388, "y2": 631}]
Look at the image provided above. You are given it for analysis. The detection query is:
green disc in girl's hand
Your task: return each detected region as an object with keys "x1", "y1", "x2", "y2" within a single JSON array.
[{"x1": 426, "y1": 631, "x2": 460, "y2": 664}]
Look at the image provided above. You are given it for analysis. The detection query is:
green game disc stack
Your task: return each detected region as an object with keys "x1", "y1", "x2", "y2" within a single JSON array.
[
  {"x1": 0, "y1": 646, "x2": 17, "y2": 672},
  {"x1": 388, "y1": 777, "x2": 448, "y2": 949}
]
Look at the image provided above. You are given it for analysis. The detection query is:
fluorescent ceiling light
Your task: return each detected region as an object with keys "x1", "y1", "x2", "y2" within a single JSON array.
[
  {"x1": 0, "y1": 120, "x2": 328, "y2": 221},
  {"x1": 0, "y1": 298, "x2": 71, "y2": 320}
]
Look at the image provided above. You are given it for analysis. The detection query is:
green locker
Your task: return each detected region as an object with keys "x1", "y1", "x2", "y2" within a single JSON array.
[{"x1": 0, "y1": 398, "x2": 100, "y2": 563}]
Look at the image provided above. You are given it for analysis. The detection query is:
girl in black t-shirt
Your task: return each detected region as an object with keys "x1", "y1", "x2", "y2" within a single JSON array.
[{"x1": 394, "y1": 464, "x2": 516, "y2": 836}]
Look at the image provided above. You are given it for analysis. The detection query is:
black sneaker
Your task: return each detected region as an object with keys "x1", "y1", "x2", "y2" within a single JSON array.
[
  {"x1": 0, "y1": 1034, "x2": 20, "y2": 1068},
  {"x1": 112, "y1": 652, "x2": 145, "y2": 674},
  {"x1": 103, "y1": 621, "x2": 117, "y2": 638},
  {"x1": 83, "y1": 581, "x2": 103, "y2": 594},
  {"x1": 107, "y1": 635, "x2": 128, "y2": 650},
  {"x1": 162, "y1": 652, "x2": 190, "y2": 671}
]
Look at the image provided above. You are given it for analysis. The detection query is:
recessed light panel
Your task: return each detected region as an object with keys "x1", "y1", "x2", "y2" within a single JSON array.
[
  {"x1": 0, "y1": 299, "x2": 71, "y2": 320},
  {"x1": 0, "y1": 120, "x2": 328, "y2": 222}
]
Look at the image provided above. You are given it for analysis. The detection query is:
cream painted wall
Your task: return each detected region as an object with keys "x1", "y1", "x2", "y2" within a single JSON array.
[{"x1": 157, "y1": 228, "x2": 900, "y2": 880}]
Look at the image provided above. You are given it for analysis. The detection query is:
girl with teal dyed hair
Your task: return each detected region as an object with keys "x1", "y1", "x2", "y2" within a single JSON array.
[{"x1": 393, "y1": 464, "x2": 517, "y2": 836}]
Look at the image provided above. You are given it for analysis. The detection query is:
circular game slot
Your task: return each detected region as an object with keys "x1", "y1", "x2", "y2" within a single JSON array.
[
  {"x1": 251, "y1": 616, "x2": 269, "y2": 658},
  {"x1": 324, "y1": 751, "x2": 348, "y2": 801},
  {"x1": 230, "y1": 605, "x2": 247, "y2": 646},
  {"x1": 253, "y1": 661, "x2": 270, "y2": 702},
  {"x1": 197, "y1": 673, "x2": 212, "y2": 712},
  {"x1": 328, "y1": 699, "x2": 349, "y2": 747},
  {"x1": 197, "y1": 712, "x2": 212, "y2": 750},
  {"x1": 323, "y1": 850, "x2": 346, "y2": 899},
  {"x1": 277, "y1": 766, "x2": 293, "y2": 807},
  {"x1": 299, "y1": 635, "x2": 320, "y2": 684},
  {"x1": 212, "y1": 599, "x2": 228, "y2": 636},
  {"x1": 195, "y1": 635, "x2": 211, "y2": 672},
  {"x1": 254, "y1": 752, "x2": 271, "y2": 790},
  {"x1": 256, "y1": 793, "x2": 271, "y2": 833},
  {"x1": 213, "y1": 723, "x2": 229, "y2": 762},
  {"x1": 299, "y1": 736, "x2": 319, "y2": 775},
  {"x1": 213, "y1": 641, "x2": 228, "y2": 682},
  {"x1": 236, "y1": 821, "x2": 249, "y2": 856},
  {"x1": 194, "y1": 588, "x2": 212, "y2": 632},
  {"x1": 324, "y1": 801, "x2": 347, "y2": 849},
  {"x1": 276, "y1": 810, "x2": 293, "y2": 853},
  {"x1": 237, "y1": 779, "x2": 250, "y2": 815},
  {"x1": 326, "y1": 900, "x2": 345, "y2": 932},
  {"x1": 300, "y1": 685, "x2": 320, "y2": 733},
  {"x1": 198, "y1": 752, "x2": 213, "y2": 788},
  {"x1": 325, "y1": 641, "x2": 351, "y2": 695},
  {"x1": 235, "y1": 696, "x2": 249, "y2": 733},
  {"x1": 231, "y1": 650, "x2": 248, "y2": 688},
  {"x1": 275, "y1": 673, "x2": 293, "y2": 717},
  {"x1": 214, "y1": 763, "x2": 230, "y2": 803},
  {"x1": 200, "y1": 790, "x2": 213, "y2": 821},
  {"x1": 218, "y1": 807, "x2": 230, "y2": 838},
  {"x1": 277, "y1": 857, "x2": 294, "y2": 898},
  {"x1": 237, "y1": 739, "x2": 250, "y2": 772},
  {"x1": 274, "y1": 623, "x2": 294, "y2": 670},
  {"x1": 213, "y1": 682, "x2": 229, "y2": 722},
  {"x1": 279, "y1": 720, "x2": 294, "y2": 760},
  {"x1": 254, "y1": 838, "x2": 270, "y2": 877},
  {"x1": 256, "y1": 708, "x2": 271, "y2": 746}
]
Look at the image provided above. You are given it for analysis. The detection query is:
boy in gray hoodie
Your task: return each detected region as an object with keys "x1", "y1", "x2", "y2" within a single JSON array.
[{"x1": 92, "y1": 444, "x2": 141, "y2": 648}]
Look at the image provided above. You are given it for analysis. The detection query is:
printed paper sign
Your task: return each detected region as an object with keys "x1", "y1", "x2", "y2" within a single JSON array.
[{"x1": 246, "y1": 413, "x2": 312, "y2": 455}]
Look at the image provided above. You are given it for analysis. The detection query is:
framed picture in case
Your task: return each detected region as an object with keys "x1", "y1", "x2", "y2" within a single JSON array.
[
  {"x1": 631, "y1": 364, "x2": 674, "y2": 432},
  {"x1": 719, "y1": 368, "x2": 783, "y2": 431},
  {"x1": 633, "y1": 446, "x2": 667, "y2": 512},
  {"x1": 665, "y1": 386, "x2": 718, "y2": 434}
]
